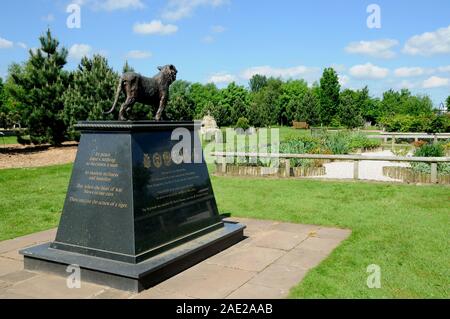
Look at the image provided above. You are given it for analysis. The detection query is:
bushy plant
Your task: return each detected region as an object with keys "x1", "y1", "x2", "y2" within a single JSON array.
[
  {"x1": 322, "y1": 131, "x2": 351, "y2": 154},
  {"x1": 235, "y1": 117, "x2": 250, "y2": 131},
  {"x1": 348, "y1": 133, "x2": 381, "y2": 150},
  {"x1": 414, "y1": 144, "x2": 444, "y2": 157}
]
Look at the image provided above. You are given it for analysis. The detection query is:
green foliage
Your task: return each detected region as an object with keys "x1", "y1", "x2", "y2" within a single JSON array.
[
  {"x1": 380, "y1": 114, "x2": 450, "y2": 133},
  {"x1": 249, "y1": 74, "x2": 267, "y2": 93},
  {"x1": 190, "y1": 82, "x2": 220, "y2": 118},
  {"x1": 338, "y1": 89, "x2": 363, "y2": 129},
  {"x1": 380, "y1": 89, "x2": 433, "y2": 118},
  {"x1": 166, "y1": 80, "x2": 196, "y2": 120},
  {"x1": 7, "y1": 29, "x2": 69, "y2": 145},
  {"x1": 446, "y1": 96, "x2": 450, "y2": 109},
  {"x1": 319, "y1": 67, "x2": 340, "y2": 125},
  {"x1": 414, "y1": 143, "x2": 444, "y2": 157},
  {"x1": 63, "y1": 55, "x2": 119, "y2": 140},
  {"x1": 235, "y1": 117, "x2": 250, "y2": 131},
  {"x1": 348, "y1": 133, "x2": 381, "y2": 150},
  {"x1": 248, "y1": 78, "x2": 282, "y2": 127}
]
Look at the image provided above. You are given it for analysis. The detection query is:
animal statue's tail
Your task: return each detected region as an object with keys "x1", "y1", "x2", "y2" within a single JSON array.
[{"x1": 104, "y1": 77, "x2": 123, "y2": 115}]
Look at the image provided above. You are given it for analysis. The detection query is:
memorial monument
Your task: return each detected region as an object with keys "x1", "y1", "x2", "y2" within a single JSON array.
[{"x1": 20, "y1": 65, "x2": 245, "y2": 292}]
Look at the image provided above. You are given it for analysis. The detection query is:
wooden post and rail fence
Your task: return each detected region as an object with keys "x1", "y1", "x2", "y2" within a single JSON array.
[
  {"x1": 367, "y1": 132, "x2": 450, "y2": 149},
  {"x1": 212, "y1": 151, "x2": 450, "y2": 184}
]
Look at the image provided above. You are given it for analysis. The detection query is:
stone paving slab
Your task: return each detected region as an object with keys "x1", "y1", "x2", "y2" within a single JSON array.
[{"x1": 0, "y1": 218, "x2": 351, "y2": 299}]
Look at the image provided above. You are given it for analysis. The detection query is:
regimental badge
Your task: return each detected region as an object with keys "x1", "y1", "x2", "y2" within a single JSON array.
[
  {"x1": 143, "y1": 153, "x2": 151, "y2": 169},
  {"x1": 163, "y1": 151, "x2": 172, "y2": 167},
  {"x1": 153, "y1": 152, "x2": 162, "y2": 168}
]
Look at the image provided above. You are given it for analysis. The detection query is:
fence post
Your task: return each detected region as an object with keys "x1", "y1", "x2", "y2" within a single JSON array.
[
  {"x1": 391, "y1": 135, "x2": 395, "y2": 151},
  {"x1": 431, "y1": 162, "x2": 438, "y2": 184},
  {"x1": 221, "y1": 156, "x2": 227, "y2": 175},
  {"x1": 284, "y1": 158, "x2": 290, "y2": 178},
  {"x1": 353, "y1": 160, "x2": 359, "y2": 180}
]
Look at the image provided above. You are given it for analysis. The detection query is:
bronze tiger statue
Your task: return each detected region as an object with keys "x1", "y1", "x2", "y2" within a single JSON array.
[{"x1": 104, "y1": 64, "x2": 178, "y2": 121}]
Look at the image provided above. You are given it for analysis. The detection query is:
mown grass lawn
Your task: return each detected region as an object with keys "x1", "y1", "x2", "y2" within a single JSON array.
[
  {"x1": 0, "y1": 136, "x2": 18, "y2": 145},
  {"x1": 0, "y1": 164, "x2": 448, "y2": 298}
]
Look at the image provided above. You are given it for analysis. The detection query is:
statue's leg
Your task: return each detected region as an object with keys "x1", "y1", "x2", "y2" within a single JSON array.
[
  {"x1": 119, "y1": 97, "x2": 135, "y2": 121},
  {"x1": 155, "y1": 96, "x2": 167, "y2": 121}
]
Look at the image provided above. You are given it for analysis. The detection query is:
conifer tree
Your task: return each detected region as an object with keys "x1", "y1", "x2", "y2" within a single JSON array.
[
  {"x1": 63, "y1": 55, "x2": 119, "y2": 139},
  {"x1": 9, "y1": 29, "x2": 68, "y2": 145}
]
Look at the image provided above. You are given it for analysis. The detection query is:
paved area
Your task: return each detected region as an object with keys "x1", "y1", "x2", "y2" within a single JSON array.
[
  {"x1": 0, "y1": 218, "x2": 350, "y2": 299},
  {"x1": 314, "y1": 150, "x2": 410, "y2": 182}
]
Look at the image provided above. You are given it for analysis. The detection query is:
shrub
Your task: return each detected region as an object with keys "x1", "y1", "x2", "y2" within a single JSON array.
[
  {"x1": 348, "y1": 133, "x2": 381, "y2": 150},
  {"x1": 323, "y1": 131, "x2": 351, "y2": 155},
  {"x1": 414, "y1": 144, "x2": 444, "y2": 158},
  {"x1": 235, "y1": 117, "x2": 250, "y2": 131}
]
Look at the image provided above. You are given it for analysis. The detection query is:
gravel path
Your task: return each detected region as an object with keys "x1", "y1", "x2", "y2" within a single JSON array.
[{"x1": 313, "y1": 150, "x2": 411, "y2": 182}]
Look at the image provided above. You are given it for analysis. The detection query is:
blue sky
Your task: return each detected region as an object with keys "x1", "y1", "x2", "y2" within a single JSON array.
[{"x1": 0, "y1": 0, "x2": 449, "y2": 104}]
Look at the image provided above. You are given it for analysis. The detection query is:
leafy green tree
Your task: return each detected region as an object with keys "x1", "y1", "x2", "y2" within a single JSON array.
[
  {"x1": 190, "y1": 83, "x2": 220, "y2": 118},
  {"x1": 166, "y1": 80, "x2": 196, "y2": 120},
  {"x1": 446, "y1": 96, "x2": 450, "y2": 109},
  {"x1": 249, "y1": 74, "x2": 268, "y2": 93},
  {"x1": 338, "y1": 89, "x2": 364, "y2": 129},
  {"x1": 63, "y1": 55, "x2": 120, "y2": 139},
  {"x1": 8, "y1": 29, "x2": 69, "y2": 145},
  {"x1": 290, "y1": 89, "x2": 320, "y2": 125},
  {"x1": 319, "y1": 68, "x2": 340, "y2": 125},
  {"x1": 249, "y1": 78, "x2": 282, "y2": 127},
  {"x1": 279, "y1": 80, "x2": 309, "y2": 125},
  {"x1": 217, "y1": 82, "x2": 249, "y2": 126}
]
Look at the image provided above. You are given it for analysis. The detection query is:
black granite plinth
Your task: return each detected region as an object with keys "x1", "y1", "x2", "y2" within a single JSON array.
[{"x1": 20, "y1": 121, "x2": 245, "y2": 292}]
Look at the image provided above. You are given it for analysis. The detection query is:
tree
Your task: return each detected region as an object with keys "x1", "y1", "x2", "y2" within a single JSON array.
[
  {"x1": 217, "y1": 82, "x2": 249, "y2": 126},
  {"x1": 249, "y1": 74, "x2": 267, "y2": 93},
  {"x1": 446, "y1": 96, "x2": 450, "y2": 110},
  {"x1": 338, "y1": 89, "x2": 364, "y2": 129},
  {"x1": 279, "y1": 80, "x2": 309, "y2": 125},
  {"x1": 190, "y1": 83, "x2": 220, "y2": 118},
  {"x1": 319, "y1": 67, "x2": 340, "y2": 125},
  {"x1": 63, "y1": 55, "x2": 120, "y2": 139},
  {"x1": 248, "y1": 78, "x2": 282, "y2": 127},
  {"x1": 8, "y1": 29, "x2": 69, "y2": 145},
  {"x1": 122, "y1": 60, "x2": 135, "y2": 73},
  {"x1": 166, "y1": 80, "x2": 196, "y2": 120}
]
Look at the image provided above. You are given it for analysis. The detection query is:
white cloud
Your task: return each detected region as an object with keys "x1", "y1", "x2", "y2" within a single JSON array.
[
  {"x1": 69, "y1": 44, "x2": 92, "y2": 60},
  {"x1": 437, "y1": 65, "x2": 450, "y2": 73},
  {"x1": 162, "y1": 0, "x2": 229, "y2": 21},
  {"x1": 345, "y1": 39, "x2": 399, "y2": 59},
  {"x1": 133, "y1": 20, "x2": 178, "y2": 35},
  {"x1": 208, "y1": 73, "x2": 236, "y2": 84},
  {"x1": 241, "y1": 65, "x2": 320, "y2": 80},
  {"x1": 338, "y1": 74, "x2": 350, "y2": 87},
  {"x1": 16, "y1": 42, "x2": 27, "y2": 49},
  {"x1": 126, "y1": 50, "x2": 152, "y2": 59},
  {"x1": 349, "y1": 63, "x2": 389, "y2": 79},
  {"x1": 0, "y1": 37, "x2": 14, "y2": 49},
  {"x1": 396, "y1": 80, "x2": 419, "y2": 90},
  {"x1": 202, "y1": 35, "x2": 215, "y2": 43},
  {"x1": 211, "y1": 25, "x2": 226, "y2": 33},
  {"x1": 394, "y1": 67, "x2": 425, "y2": 78},
  {"x1": 422, "y1": 76, "x2": 449, "y2": 88},
  {"x1": 76, "y1": 0, "x2": 144, "y2": 11},
  {"x1": 403, "y1": 25, "x2": 450, "y2": 56}
]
